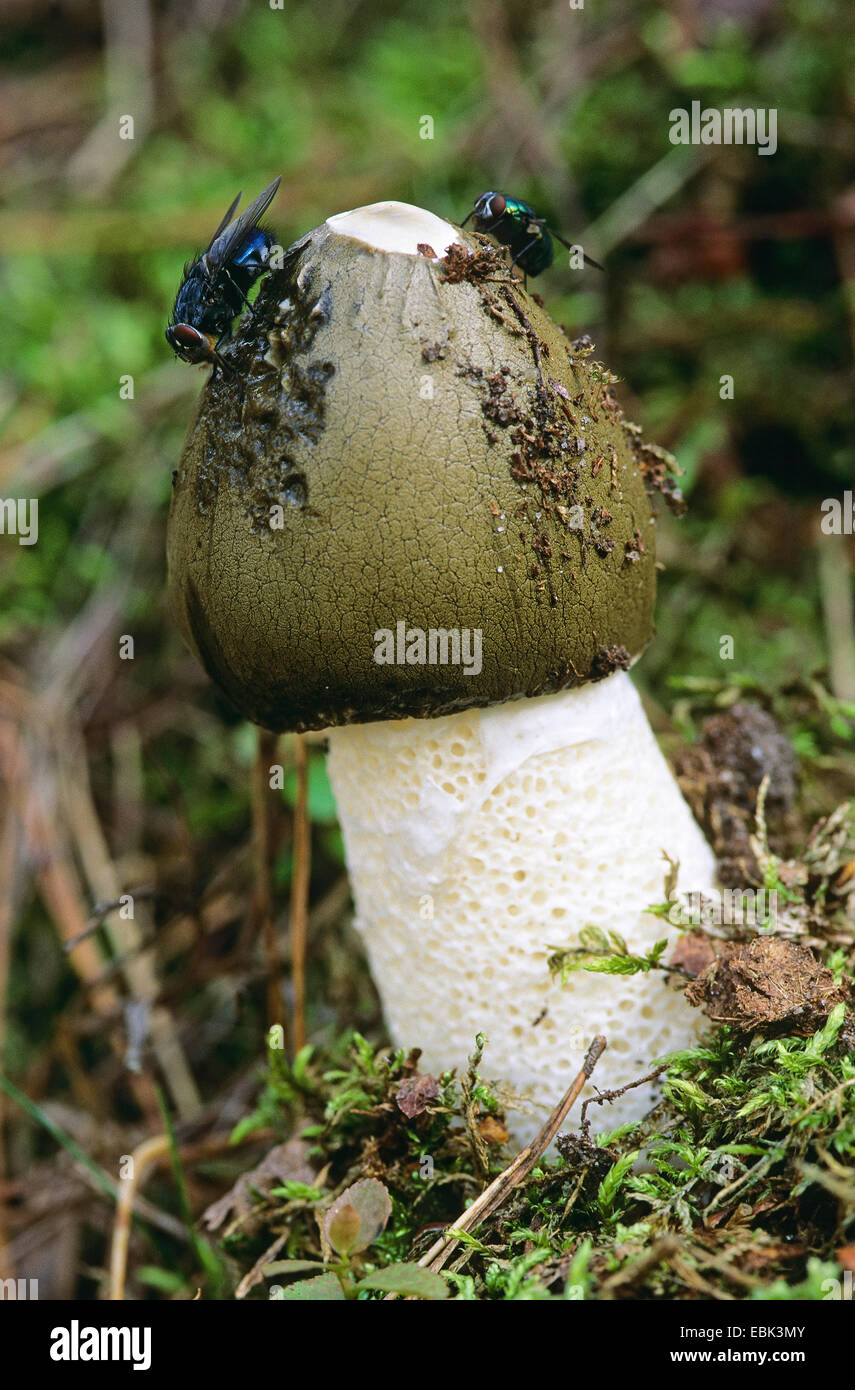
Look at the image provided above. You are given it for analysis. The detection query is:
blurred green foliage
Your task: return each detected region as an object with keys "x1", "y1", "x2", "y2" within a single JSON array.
[
  {"x1": 1, "y1": 0, "x2": 854, "y2": 1300},
  {"x1": 1, "y1": 0, "x2": 852, "y2": 692}
]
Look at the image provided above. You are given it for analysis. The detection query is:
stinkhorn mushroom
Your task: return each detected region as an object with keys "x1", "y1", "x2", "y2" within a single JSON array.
[{"x1": 167, "y1": 200, "x2": 716, "y2": 1142}]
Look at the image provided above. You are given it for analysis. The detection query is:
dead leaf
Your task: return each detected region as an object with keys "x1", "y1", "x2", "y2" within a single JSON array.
[
  {"x1": 396, "y1": 1073, "x2": 440, "y2": 1119},
  {"x1": 477, "y1": 1114, "x2": 510, "y2": 1146},
  {"x1": 201, "y1": 1137, "x2": 316, "y2": 1232},
  {"x1": 669, "y1": 929, "x2": 718, "y2": 978}
]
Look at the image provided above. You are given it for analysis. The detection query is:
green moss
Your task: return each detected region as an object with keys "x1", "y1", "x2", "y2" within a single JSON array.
[{"x1": 211, "y1": 987, "x2": 854, "y2": 1301}]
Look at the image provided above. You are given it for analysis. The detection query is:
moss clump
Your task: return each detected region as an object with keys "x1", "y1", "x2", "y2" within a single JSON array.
[{"x1": 207, "y1": 984, "x2": 853, "y2": 1300}]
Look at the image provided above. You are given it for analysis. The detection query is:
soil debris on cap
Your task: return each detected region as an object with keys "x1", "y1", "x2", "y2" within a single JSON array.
[
  {"x1": 590, "y1": 644, "x2": 632, "y2": 680},
  {"x1": 622, "y1": 423, "x2": 687, "y2": 515},
  {"x1": 439, "y1": 239, "x2": 506, "y2": 285}
]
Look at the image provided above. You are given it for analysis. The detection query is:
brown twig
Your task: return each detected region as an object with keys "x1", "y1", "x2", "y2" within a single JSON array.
[
  {"x1": 414, "y1": 1035, "x2": 607, "y2": 1278},
  {"x1": 0, "y1": 715, "x2": 131, "y2": 1058},
  {"x1": 289, "y1": 734, "x2": 311, "y2": 1055},
  {"x1": 107, "y1": 1124, "x2": 279, "y2": 1301},
  {"x1": 64, "y1": 888, "x2": 156, "y2": 952},
  {"x1": 600, "y1": 1235, "x2": 682, "y2": 1296},
  {"x1": 816, "y1": 518, "x2": 855, "y2": 703},
  {"x1": 580, "y1": 1063, "x2": 668, "y2": 1134},
  {"x1": 108, "y1": 1133, "x2": 170, "y2": 1301},
  {"x1": 59, "y1": 726, "x2": 201, "y2": 1121},
  {"x1": 0, "y1": 733, "x2": 19, "y2": 1281},
  {"x1": 66, "y1": 0, "x2": 155, "y2": 197},
  {"x1": 253, "y1": 729, "x2": 283, "y2": 1036},
  {"x1": 234, "y1": 1232, "x2": 289, "y2": 1301}
]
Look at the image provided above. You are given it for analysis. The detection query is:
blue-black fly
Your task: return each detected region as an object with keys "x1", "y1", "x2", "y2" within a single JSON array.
[{"x1": 166, "y1": 176, "x2": 282, "y2": 369}]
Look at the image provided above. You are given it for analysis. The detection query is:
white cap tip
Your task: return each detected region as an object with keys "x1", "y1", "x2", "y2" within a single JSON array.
[{"x1": 325, "y1": 201, "x2": 463, "y2": 259}]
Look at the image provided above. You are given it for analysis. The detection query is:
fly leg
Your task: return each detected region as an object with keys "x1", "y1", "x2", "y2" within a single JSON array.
[
  {"x1": 550, "y1": 227, "x2": 605, "y2": 272},
  {"x1": 509, "y1": 234, "x2": 545, "y2": 288},
  {"x1": 221, "y1": 266, "x2": 258, "y2": 320},
  {"x1": 211, "y1": 333, "x2": 237, "y2": 377}
]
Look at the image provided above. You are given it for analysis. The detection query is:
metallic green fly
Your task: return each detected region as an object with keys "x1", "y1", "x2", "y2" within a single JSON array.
[{"x1": 461, "y1": 191, "x2": 603, "y2": 278}]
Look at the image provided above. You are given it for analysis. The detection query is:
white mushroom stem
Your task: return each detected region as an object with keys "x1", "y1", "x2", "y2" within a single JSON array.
[{"x1": 326, "y1": 671, "x2": 717, "y2": 1145}]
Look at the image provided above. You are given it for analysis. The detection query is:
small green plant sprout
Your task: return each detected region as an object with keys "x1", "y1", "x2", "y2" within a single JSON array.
[
  {"x1": 264, "y1": 1178, "x2": 448, "y2": 1300},
  {"x1": 548, "y1": 926, "x2": 670, "y2": 983}
]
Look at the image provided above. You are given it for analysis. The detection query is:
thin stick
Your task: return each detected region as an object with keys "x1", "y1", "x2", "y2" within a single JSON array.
[
  {"x1": 290, "y1": 734, "x2": 311, "y2": 1054},
  {"x1": 59, "y1": 727, "x2": 201, "y2": 1120},
  {"x1": 108, "y1": 1133, "x2": 170, "y2": 1301},
  {"x1": 64, "y1": 887, "x2": 155, "y2": 951},
  {"x1": 0, "y1": 738, "x2": 18, "y2": 1281},
  {"x1": 416, "y1": 1035, "x2": 607, "y2": 1276},
  {"x1": 580, "y1": 1062, "x2": 667, "y2": 1133},
  {"x1": 817, "y1": 525, "x2": 855, "y2": 701},
  {"x1": 599, "y1": 1234, "x2": 681, "y2": 1295},
  {"x1": 253, "y1": 729, "x2": 282, "y2": 1034},
  {"x1": 0, "y1": 719, "x2": 153, "y2": 1116}
]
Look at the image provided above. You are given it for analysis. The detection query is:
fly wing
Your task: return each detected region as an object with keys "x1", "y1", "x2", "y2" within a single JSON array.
[
  {"x1": 205, "y1": 176, "x2": 282, "y2": 270},
  {"x1": 208, "y1": 191, "x2": 243, "y2": 246}
]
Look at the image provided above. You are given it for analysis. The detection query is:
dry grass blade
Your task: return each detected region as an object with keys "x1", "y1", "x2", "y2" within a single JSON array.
[
  {"x1": 59, "y1": 726, "x2": 201, "y2": 1120},
  {"x1": 290, "y1": 734, "x2": 311, "y2": 1055},
  {"x1": 108, "y1": 1133, "x2": 170, "y2": 1302},
  {"x1": 253, "y1": 728, "x2": 283, "y2": 1035}
]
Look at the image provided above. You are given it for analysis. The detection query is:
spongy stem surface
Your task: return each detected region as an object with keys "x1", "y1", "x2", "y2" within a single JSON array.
[{"x1": 326, "y1": 672, "x2": 717, "y2": 1144}]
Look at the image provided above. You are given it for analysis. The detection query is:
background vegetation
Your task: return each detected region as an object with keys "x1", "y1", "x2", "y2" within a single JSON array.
[{"x1": 0, "y1": 0, "x2": 853, "y2": 1300}]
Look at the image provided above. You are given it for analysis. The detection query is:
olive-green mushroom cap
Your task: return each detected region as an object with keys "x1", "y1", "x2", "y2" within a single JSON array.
[{"x1": 167, "y1": 201, "x2": 663, "y2": 733}]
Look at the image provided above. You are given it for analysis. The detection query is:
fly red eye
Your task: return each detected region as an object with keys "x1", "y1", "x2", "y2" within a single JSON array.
[
  {"x1": 166, "y1": 322, "x2": 216, "y2": 365},
  {"x1": 172, "y1": 323, "x2": 204, "y2": 347},
  {"x1": 489, "y1": 194, "x2": 506, "y2": 217}
]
